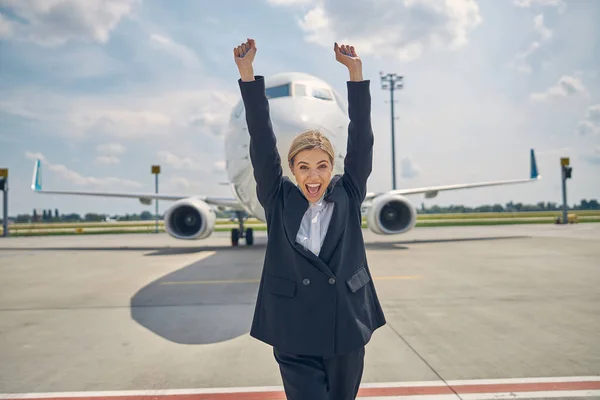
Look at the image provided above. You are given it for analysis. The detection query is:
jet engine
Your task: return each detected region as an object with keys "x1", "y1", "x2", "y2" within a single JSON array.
[
  {"x1": 163, "y1": 198, "x2": 216, "y2": 240},
  {"x1": 366, "y1": 194, "x2": 417, "y2": 235}
]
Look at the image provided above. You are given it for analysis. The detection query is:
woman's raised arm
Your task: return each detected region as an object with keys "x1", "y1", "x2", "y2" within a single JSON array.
[
  {"x1": 234, "y1": 39, "x2": 283, "y2": 209},
  {"x1": 335, "y1": 43, "x2": 374, "y2": 203}
]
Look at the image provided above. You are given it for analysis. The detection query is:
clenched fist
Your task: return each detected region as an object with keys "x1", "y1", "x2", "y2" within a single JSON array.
[
  {"x1": 234, "y1": 38, "x2": 257, "y2": 82},
  {"x1": 334, "y1": 42, "x2": 363, "y2": 82}
]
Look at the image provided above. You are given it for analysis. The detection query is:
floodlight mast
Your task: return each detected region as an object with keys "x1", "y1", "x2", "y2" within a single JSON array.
[{"x1": 380, "y1": 72, "x2": 404, "y2": 190}]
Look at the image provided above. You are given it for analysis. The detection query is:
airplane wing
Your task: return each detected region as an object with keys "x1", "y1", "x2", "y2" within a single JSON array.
[
  {"x1": 30, "y1": 159, "x2": 245, "y2": 211},
  {"x1": 365, "y1": 149, "x2": 541, "y2": 202}
]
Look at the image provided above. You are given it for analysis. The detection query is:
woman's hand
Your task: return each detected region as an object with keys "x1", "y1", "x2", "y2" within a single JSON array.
[
  {"x1": 234, "y1": 38, "x2": 257, "y2": 82},
  {"x1": 334, "y1": 42, "x2": 363, "y2": 82}
]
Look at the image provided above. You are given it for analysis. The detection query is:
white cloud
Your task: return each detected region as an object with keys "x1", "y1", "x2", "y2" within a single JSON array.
[
  {"x1": 25, "y1": 151, "x2": 142, "y2": 187},
  {"x1": 533, "y1": 14, "x2": 552, "y2": 41},
  {"x1": 70, "y1": 109, "x2": 172, "y2": 139},
  {"x1": 150, "y1": 33, "x2": 201, "y2": 68},
  {"x1": 0, "y1": 87, "x2": 238, "y2": 139},
  {"x1": 582, "y1": 147, "x2": 600, "y2": 165},
  {"x1": 530, "y1": 75, "x2": 588, "y2": 101},
  {"x1": 509, "y1": 14, "x2": 552, "y2": 74},
  {"x1": 513, "y1": 0, "x2": 565, "y2": 9},
  {"x1": 576, "y1": 104, "x2": 600, "y2": 136},
  {"x1": 510, "y1": 41, "x2": 541, "y2": 73},
  {"x1": 163, "y1": 176, "x2": 210, "y2": 193},
  {"x1": 585, "y1": 104, "x2": 600, "y2": 124},
  {"x1": 0, "y1": 0, "x2": 138, "y2": 46},
  {"x1": 276, "y1": 0, "x2": 482, "y2": 62},
  {"x1": 97, "y1": 143, "x2": 126, "y2": 155},
  {"x1": 95, "y1": 156, "x2": 120, "y2": 165},
  {"x1": 157, "y1": 151, "x2": 206, "y2": 171},
  {"x1": 266, "y1": 0, "x2": 313, "y2": 6}
]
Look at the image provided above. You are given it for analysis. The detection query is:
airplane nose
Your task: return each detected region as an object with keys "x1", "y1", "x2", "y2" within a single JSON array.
[{"x1": 268, "y1": 99, "x2": 344, "y2": 181}]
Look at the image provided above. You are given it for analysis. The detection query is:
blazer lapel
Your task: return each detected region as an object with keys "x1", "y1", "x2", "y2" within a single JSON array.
[
  {"x1": 282, "y1": 185, "x2": 335, "y2": 278},
  {"x1": 318, "y1": 176, "x2": 346, "y2": 265}
]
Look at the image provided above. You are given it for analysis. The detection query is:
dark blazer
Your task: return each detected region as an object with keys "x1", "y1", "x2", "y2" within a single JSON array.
[{"x1": 238, "y1": 75, "x2": 386, "y2": 357}]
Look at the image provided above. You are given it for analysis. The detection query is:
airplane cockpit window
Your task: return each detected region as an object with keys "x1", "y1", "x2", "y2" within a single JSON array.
[
  {"x1": 311, "y1": 87, "x2": 333, "y2": 101},
  {"x1": 293, "y1": 83, "x2": 334, "y2": 101},
  {"x1": 265, "y1": 84, "x2": 290, "y2": 99},
  {"x1": 294, "y1": 83, "x2": 308, "y2": 97}
]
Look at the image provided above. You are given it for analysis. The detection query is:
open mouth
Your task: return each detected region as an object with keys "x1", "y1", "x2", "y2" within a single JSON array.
[{"x1": 305, "y1": 183, "x2": 321, "y2": 196}]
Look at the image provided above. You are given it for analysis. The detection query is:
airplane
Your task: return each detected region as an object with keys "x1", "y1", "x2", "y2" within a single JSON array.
[{"x1": 30, "y1": 72, "x2": 541, "y2": 246}]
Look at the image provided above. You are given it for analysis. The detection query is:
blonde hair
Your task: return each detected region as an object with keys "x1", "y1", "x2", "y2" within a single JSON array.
[{"x1": 288, "y1": 130, "x2": 335, "y2": 166}]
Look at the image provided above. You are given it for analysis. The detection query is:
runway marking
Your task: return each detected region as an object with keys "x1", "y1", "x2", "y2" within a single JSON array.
[
  {"x1": 161, "y1": 278, "x2": 260, "y2": 285},
  {"x1": 159, "y1": 276, "x2": 421, "y2": 285},
  {"x1": 374, "y1": 276, "x2": 422, "y2": 281},
  {"x1": 2, "y1": 376, "x2": 599, "y2": 399}
]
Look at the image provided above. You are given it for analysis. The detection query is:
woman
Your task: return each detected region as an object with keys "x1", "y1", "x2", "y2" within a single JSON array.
[{"x1": 233, "y1": 38, "x2": 386, "y2": 400}]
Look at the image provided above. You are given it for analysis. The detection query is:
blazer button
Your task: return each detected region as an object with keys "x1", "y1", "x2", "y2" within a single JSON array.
[
  {"x1": 329, "y1": 278, "x2": 336, "y2": 285},
  {"x1": 303, "y1": 278, "x2": 310, "y2": 285}
]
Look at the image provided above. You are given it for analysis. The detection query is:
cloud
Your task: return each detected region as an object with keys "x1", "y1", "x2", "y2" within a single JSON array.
[
  {"x1": 149, "y1": 33, "x2": 201, "y2": 68},
  {"x1": 157, "y1": 151, "x2": 206, "y2": 171},
  {"x1": 70, "y1": 109, "x2": 172, "y2": 139},
  {"x1": 400, "y1": 157, "x2": 420, "y2": 179},
  {"x1": 513, "y1": 0, "x2": 566, "y2": 10},
  {"x1": 577, "y1": 104, "x2": 600, "y2": 136},
  {"x1": 509, "y1": 14, "x2": 552, "y2": 74},
  {"x1": 0, "y1": 87, "x2": 239, "y2": 139},
  {"x1": 0, "y1": 0, "x2": 138, "y2": 46},
  {"x1": 97, "y1": 143, "x2": 126, "y2": 155},
  {"x1": 533, "y1": 14, "x2": 552, "y2": 40},
  {"x1": 25, "y1": 151, "x2": 142, "y2": 187},
  {"x1": 582, "y1": 147, "x2": 600, "y2": 165},
  {"x1": 585, "y1": 104, "x2": 600, "y2": 124},
  {"x1": 272, "y1": 0, "x2": 482, "y2": 62},
  {"x1": 266, "y1": 0, "x2": 313, "y2": 6},
  {"x1": 530, "y1": 75, "x2": 588, "y2": 101},
  {"x1": 95, "y1": 156, "x2": 120, "y2": 165}
]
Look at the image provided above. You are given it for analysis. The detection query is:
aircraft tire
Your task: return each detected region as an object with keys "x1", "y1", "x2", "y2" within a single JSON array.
[
  {"x1": 245, "y1": 228, "x2": 254, "y2": 245},
  {"x1": 231, "y1": 228, "x2": 239, "y2": 246}
]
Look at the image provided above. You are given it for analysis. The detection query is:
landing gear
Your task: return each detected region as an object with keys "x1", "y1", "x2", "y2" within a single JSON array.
[{"x1": 231, "y1": 211, "x2": 254, "y2": 246}]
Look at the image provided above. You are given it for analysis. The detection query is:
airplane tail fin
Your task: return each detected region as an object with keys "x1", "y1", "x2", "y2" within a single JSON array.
[
  {"x1": 31, "y1": 159, "x2": 42, "y2": 191},
  {"x1": 530, "y1": 149, "x2": 540, "y2": 179}
]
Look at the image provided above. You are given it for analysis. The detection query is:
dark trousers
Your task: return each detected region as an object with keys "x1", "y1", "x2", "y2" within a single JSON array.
[{"x1": 273, "y1": 346, "x2": 365, "y2": 400}]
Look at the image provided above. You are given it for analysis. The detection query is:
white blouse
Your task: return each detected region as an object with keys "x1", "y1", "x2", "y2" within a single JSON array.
[{"x1": 295, "y1": 196, "x2": 335, "y2": 256}]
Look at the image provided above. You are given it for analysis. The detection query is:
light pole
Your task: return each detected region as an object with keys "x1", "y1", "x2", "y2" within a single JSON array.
[
  {"x1": 560, "y1": 157, "x2": 572, "y2": 224},
  {"x1": 380, "y1": 72, "x2": 403, "y2": 190},
  {"x1": 151, "y1": 165, "x2": 160, "y2": 233},
  {"x1": 0, "y1": 168, "x2": 7, "y2": 237}
]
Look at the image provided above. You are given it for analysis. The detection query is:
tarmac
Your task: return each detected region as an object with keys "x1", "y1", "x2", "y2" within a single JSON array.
[{"x1": 0, "y1": 224, "x2": 599, "y2": 399}]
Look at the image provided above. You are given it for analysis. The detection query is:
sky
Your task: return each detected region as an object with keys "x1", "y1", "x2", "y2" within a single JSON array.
[{"x1": 0, "y1": 0, "x2": 599, "y2": 217}]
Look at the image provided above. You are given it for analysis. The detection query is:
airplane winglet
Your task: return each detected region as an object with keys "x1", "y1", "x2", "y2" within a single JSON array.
[
  {"x1": 530, "y1": 149, "x2": 540, "y2": 180},
  {"x1": 31, "y1": 159, "x2": 42, "y2": 191}
]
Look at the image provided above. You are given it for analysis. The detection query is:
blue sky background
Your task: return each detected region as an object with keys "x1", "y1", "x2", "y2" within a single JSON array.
[{"x1": 1, "y1": 0, "x2": 599, "y2": 216}]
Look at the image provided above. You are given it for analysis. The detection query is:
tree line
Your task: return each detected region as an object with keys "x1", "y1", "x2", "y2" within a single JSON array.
[
  {"x1": 418, "y1": 199, "x2": 599, "y2": 214},
  {"x1": 3, "y1": 199, "x2": 599, "y2": 224}
]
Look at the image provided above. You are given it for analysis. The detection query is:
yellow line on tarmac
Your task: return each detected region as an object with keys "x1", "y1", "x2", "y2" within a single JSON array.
[
  {"x1": 374, "y1": 275, "x2": 422, "y2": 280},
  {"x1": 161, "y1": 279, "x2": 260, "y2": 285},
  {"x1": 160, "y1": 275, "x2": 421, "y2": 285}
]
